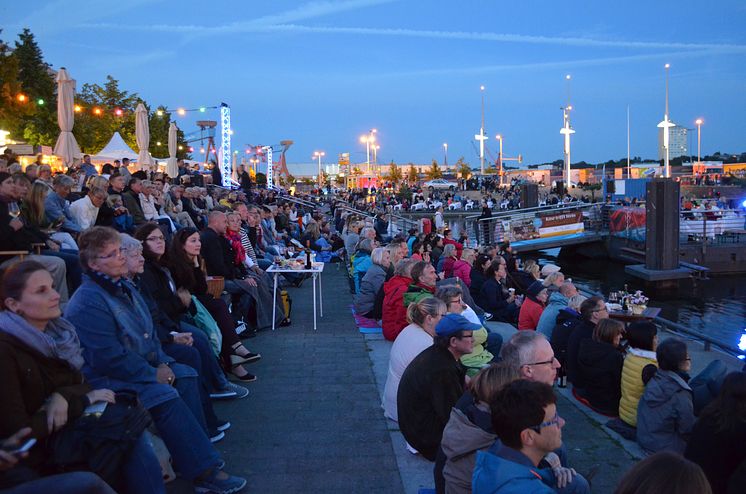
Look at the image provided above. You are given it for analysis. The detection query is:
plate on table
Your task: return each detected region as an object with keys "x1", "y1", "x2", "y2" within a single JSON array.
[{"x1": 606, "y1": 303, "x2": 623, "y2": 311}]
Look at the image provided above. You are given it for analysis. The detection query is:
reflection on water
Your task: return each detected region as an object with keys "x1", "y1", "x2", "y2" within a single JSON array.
[{"x1": 535, "y1": 249, "x2": 746, "y2": 349}]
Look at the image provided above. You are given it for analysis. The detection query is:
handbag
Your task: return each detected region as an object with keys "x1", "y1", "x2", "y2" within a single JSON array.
[
  {"x1": 48, "y1": 390, "x2": 152, "y2": 491},
  {"x1": 186, "y1": 295, "x2": 223, "y2": 357}
]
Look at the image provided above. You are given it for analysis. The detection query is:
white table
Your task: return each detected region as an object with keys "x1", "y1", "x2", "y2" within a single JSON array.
[{"x1": 267, "y1": 263, "x2": 325, "y2": 330}]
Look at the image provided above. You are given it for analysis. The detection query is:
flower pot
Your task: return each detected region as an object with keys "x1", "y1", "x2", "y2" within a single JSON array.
[{"x1": 630, "y1": 304, "x2": 646, "y2": 315}]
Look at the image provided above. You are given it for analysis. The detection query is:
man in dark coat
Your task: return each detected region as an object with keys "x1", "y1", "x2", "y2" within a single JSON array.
[{"x1": 397, "y1": 313, "x2": 479, "y2": 461}]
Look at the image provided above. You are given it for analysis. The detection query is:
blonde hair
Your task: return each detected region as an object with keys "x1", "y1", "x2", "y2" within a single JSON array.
[
  {"x1": 24, "y1": 181, "x2": 49, "y2": 227},
  {"x1": 469, "y1": 362, "x2": 521, "y2": 404},
  {"x1": 461, "y1": 249, "x2": 476, "y2": 263},
  {"x1": 594, "y1": 318, "x2": 624, "y2": 344},
  {"x1": 406, "y1": 296, "x2": 446, "y2": 326}
]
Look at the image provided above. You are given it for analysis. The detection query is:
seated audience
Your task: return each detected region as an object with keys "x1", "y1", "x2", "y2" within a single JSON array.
[
  {"x1": 403, "y1": 260, "x2": 438, "y2": 307},
  {"x1": 167, "y1": 228, "x2": 260, "y2": 382},
  {"x1": 566, "y1": 296, "x2": 607, "y2": 387},
  {"x1": 68, "y1": 186, "x2": 107, "y2": 231},
  {"x1": 0, "y1": 260, "x2": 164, "y2": 494},
  {"x1": 22, "y1": 181, "x2": 78, "y2": 250},
  {"x1": 354, "y1": 247, "x2": 389, "y2": 318},
  {"x1": 614, "y1": 451, "x2": 712, "y2": 494},
  {"x1": 479, "y1": 259, "x2": 520, "y2": 323},
  {"x1": 441, "y1": 363, "x2": 520, "y2": 494},
  {"x1": 618, "y1": 322, "x2": 658, "y2": 427},
  {"x1": 382, "y1": 259, "x2": 417, "y2": 341},
  {"x1": 576, "y1": 319, "x2": 625, "y2": 415},
  {"x1": 397, "y1": 314, "x2": 478, "y2": 461},
  {"x1": 549, "y1": 294, "x2": 586, "y2": 386},
  {"x1": 452, "y1": 248, "x2": 475, "y2": 287},
  {"x1": 352, "y1": 238, "x2": 374, "y2": 293},
  {"x1": 441, "y1": 244, "x2": 458, "y2": 278},
  {"x1": 517, "y1": 280, "x2": 548, "y2": 330},
  {"x1": 685, "y1": 372, "x2": 746, "y2": 494},
  {"x1": 43, "y1": 174, "x2": 82, "y2": 234},
  {"x1": 473, "y1": 380, "x2": 589, "y2": 494},
  {"x1": 536, "y1": 282, "x2": 577, "y2": 339},
  {"x1": 382, "y1": 297, "x2": 446, "y2": 421},
  {"x1": 469, "y1": 254, "x2": 491, "y2": 303}
]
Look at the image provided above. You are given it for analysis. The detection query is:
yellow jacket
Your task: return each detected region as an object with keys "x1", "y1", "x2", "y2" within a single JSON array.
[
  {"x1": 619, "y1": 348, "x2": 658, "y2": 426},
  {"x1": 460, "y1": 327, "x2": 493, "y2": 377}
]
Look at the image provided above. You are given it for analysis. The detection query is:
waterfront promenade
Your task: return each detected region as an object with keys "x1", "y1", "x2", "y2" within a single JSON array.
[{"x1": 212, "y1": 266, "x2": 744, "y2": 493}]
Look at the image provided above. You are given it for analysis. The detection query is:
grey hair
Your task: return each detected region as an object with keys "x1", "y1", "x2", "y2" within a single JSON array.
[
  {"x1": 568, "y1": 294, "x2": 587, "y2": 311},
  {"x1": 442, "y1": 243, "x2": 456, "y2": 258},
  {"x1": 53, "y1": 174, "x2": 75, "y2": 188},
  {"x1": 499, "y1": 331, "x2": 547, "y2": 370},
  {"x1": 119, "y1": 233, "x2": 142, "y2": 252},
  {"x1": 434, "y1": 284, "x2": 462, "y2": 303},
  {"x1": 393, "y1": 258, "x2": 417, "y2": 277},
  {"x1": 371, "y1": 247, "x2": 387, "y2": 265},
  {"x1": 543, "y1": 272, "x2": 564, "y2": 287},
  {"x1": 357, "y1": 238, "x2": 375, "y2": 253}
]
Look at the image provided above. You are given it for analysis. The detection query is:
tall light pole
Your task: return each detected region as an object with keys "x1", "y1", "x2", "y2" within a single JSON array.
[
  {"x1": 474, "y1": 85, "x2": 488, "y2": 175},
  {"x1": 495, "y1": 134, "x2": 504, "y2": 186},
  {"x1": 313, "y1": 151, "x2": 325, "y2": 186},
  {"x1": 359, "y1": 128, "x2": 377, "y2": 174},
  {"x1": 559, "y1": 75, "x2": 575, "y2": 188},
  {"x1": 695, "y1": 118, "x2": 703, "y2": 163},
  {"x1": 443, "y1": 142, "x2": 448, "y2": 169},
  {"x1": 657, "y1": 63, "x2": 674, "y2": 178}
]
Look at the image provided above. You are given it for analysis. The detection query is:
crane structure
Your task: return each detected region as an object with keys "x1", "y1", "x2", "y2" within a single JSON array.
[
  {"x1": 470, "y1": 139, "x2": 522, "y2": 183},
  {"x1": 245, "y1": 140, "x2": 294, "y2": 189}
]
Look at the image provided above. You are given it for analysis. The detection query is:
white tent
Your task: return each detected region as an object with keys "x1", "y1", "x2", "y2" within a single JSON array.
[{"x1": 92, "y1": 132, "x2": 138, "y2": 162}]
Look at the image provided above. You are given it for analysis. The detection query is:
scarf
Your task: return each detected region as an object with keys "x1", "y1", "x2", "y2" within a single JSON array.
[
  {"x1": 225, "y1": 228, "x2": 246, "y2": 266},
  {"x1": 0, "y1": 311, "x2": 85, "y2": 370},
  {"x1": 88, "y1": 270, "x2": 134, "y2": 301}
]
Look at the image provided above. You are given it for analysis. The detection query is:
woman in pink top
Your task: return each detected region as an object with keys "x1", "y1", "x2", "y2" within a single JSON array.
[{"x1": 452, "y1": 248, "x2": 476, "y2": 287}]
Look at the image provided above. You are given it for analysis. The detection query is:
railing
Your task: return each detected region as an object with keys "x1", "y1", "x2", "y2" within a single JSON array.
[{"x1": 468, "y1": 202, "x2": 604, "y2": 246}]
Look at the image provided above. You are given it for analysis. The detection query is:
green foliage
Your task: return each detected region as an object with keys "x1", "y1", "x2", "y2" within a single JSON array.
[
  {"x1": 456, "y1": 157, "x2": 471, "y2": 180},
  {"x1": 256, "y1": 172, "x2": 267, "y2": 185},
  {"x1": 75, "y1": 75, "x2": 140, "y2": 153},
  {"x1": 425, "y1": 160, "x2": 443, "y2": 179},
  {"x1": 148, "y1": 105, "x2": 189, "y2": 160},
  {"x1": 385, "y1": 161, "x2": 403, "y2": 187},
  {"x1": 407, "y1": 164, "x2": 418, "y2": 183}
]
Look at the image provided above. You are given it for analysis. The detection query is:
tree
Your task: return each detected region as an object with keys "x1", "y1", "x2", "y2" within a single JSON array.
[
  {"x1": 581, "y1": 182, "x2": 602, "y2": 201},
  {"x1": 11, "y1": 29, "x2": 57, "y2": 145},
  {"x1": 148, "y1": 105, "x2": 189, "y2": 160},
  {"x1": 0, "y1": 30, "x2": 26, "y2": 134},
  {"x1": 334, "y1": 174, "x2": 345, "y2": 186},
  {"x1": 425, "y1": 159, "x2": 443, "y2": 179},
  {"x1": 76, "y1": 75, "x2": 140, "y2": 153},
  {"x1": 407, "y1": 164, "x2": 419, "y2": 184},
  {"x1": 255, "y1": 172, "x2": 267, "y2": 185},
  {"x1": 455, "y1": 157, "x2": 471, "y2": 180},
  {"x1": 385, "y1": 161, "x2": 403, "y2": 188},
  {"x1": 301, "y1": 177, "x2": 313, "y2": 186}
]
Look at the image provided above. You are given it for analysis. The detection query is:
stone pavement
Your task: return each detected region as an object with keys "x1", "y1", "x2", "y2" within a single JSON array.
[
  {"x1": 209, "y1": 264, "x2": 745, "y2": 493},
  {"x1": 212, "y1": 264, "x2": 405, "y2": 494}
]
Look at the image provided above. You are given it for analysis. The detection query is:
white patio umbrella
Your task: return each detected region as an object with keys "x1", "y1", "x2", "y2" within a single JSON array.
[
  {"x1": 52, "y1": 67, "x2": 82, "y2": 168},
  {"x1": 166, "y1": 122, "x2": 178, "y2": 177},
  {"x1": 135, "y1": 103, "x2": 154, "y2": 170}
]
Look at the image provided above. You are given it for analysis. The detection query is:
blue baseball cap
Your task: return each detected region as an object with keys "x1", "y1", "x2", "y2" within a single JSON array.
[{"x1": 435, "y1": 313, "x2": 482, "y2": 338}]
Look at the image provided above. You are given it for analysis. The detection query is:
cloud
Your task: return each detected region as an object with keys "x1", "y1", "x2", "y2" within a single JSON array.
[
  {"x1": 81, "y1": 0, "x2": 398, "y2": 35},
  {"x1": 254, "y1": 24, "x2": 746, "y2": 53}
]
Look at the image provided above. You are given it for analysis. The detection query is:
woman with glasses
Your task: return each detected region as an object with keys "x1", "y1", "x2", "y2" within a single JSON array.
[{"x1": 382, "y1": 296, "x2": 446, "y2": 422}]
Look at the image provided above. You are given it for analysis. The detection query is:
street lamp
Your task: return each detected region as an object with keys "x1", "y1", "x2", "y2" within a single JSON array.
[
  {"x1": 475, "y1": 85, "x2": 488, "y2": 175},
  {"x1": 313, "y1": 151, "x2": 325, "y2": 186},
  {"x1": 695, "y1": 118, "x2": 704, "y2": 163},
  {"x1": 495, "y1": 135, "x2": 503, "y2": 185},
  {"x1": 359, "y1": 129, "x2": 377, "y2": 173},
  {"x1": 443, "y1": 143, "x2": 448, "y2": 169},
  {"x1": 657, "y1": 63, "x2": 673, "y2": 178}
]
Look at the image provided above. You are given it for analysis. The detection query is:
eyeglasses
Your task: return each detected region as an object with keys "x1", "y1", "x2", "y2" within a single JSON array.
[
  {"x1": 523, "y1": 355, "x2": 558, "y2": 367},
  {"x1": 529, "y1": 412, "x2": 561, "y2": 433},
  {"x1": 146, "y1": 235, "x2": 165, "y2": 242},
  {"x1": 97, "y1": 247, "x2": 126, "y2": 260}
]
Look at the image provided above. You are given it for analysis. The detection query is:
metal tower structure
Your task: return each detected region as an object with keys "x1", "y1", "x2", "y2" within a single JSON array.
[
  {"x1": 657, "y1": 64, "x2": 673, "y2": 178},
  {"x1": 560, "y1": 75, "x2": 575, "y2": 188},
  {"x1": 220, "y1": 103, "x2": 231, "y2": 187}
]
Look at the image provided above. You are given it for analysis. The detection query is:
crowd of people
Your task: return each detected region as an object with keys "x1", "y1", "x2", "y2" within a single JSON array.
[
  {"x1": 340, "y1": 201, "x2": 745, "y2": 493},
  {"x1": 0, "y1": 156, "x2": 344, "y2": 493}
]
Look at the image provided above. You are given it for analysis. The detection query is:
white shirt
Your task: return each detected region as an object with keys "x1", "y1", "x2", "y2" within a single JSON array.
[
  {"x1": 68, "y1": 196, "x2": 99, "y2": 230},
  {"x1": 382, "y1": 324, "x2": 434, "y2": 422}
]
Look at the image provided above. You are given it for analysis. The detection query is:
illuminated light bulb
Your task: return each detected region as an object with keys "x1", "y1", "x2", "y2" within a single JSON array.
[
  {"x1": 37, "y1": 99, "x2": 45, "y2": 105},
  {"x1": 17, "y1": 94, "x2": 27, "y2": 102},
  {"x1": 114, "y1": 108, "x2": 123, "y2": 116},
  {"x1": 93, "y1": 108, "x2": 102, "y2": 115},
  {"x1": 177, "y1": 108, "x2": 186, "y2": 116},
  {"x1": 189, "y1": 147, "x2": 194, "y2": 152},
  {"x1": 199, "y1": 148, "x2": 205, "y2": 153},
  {"x1": 245, "y1": 149, "x2": 251, "y2": 154},
  {"x1": 156, "y1": 110, "x2": 164, "y2": 117},
  {"x1": 178, "y1": 145, "x2": 184, "y2": 150},
  {"x1": 228, "y1": 130, "x2": 234, "y2": 135},
  {"x1": 74, "y1": 105, "x2": 82, "y2": 112},
  {"x1": 199, "y1": 106, "x2": 206, "y2": 113},
  {"x1": 156, "y1": 141, "x2": 162, "y2": 146}
]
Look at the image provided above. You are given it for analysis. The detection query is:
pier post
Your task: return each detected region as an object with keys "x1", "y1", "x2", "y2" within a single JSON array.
[
  {"x1": 521, "y1": 183, "x2": 538, "y2": 209},
  {"x1": 645, "y1": 179, "x2": 680, "y2": 270}
]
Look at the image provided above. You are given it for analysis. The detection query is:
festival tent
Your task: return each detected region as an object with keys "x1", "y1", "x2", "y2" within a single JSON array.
[{"x1": 92, "y1": 132, "x2": 138, "y2": 162}]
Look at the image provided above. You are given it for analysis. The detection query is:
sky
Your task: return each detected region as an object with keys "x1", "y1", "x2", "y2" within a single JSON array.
[{"x1": 3, "y1": 0, "x2": 746, "y2": 175}]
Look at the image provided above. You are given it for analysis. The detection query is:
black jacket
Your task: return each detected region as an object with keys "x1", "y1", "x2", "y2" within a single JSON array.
[
  {"x1": 550, "y1": 308, "x2": 582, "y2": 370},
  {"x1": 121, "y1": 190, "x2": 145, "y2": 225},
  {"x1": 566, "y1": 319, "x2": 595, "y2": 386},
  {"x1": 200, "y1": 228, "x2": 240, "y2": 280},
  {"x1": 140, "y1": 259, "x2": 186, "y2": 323},
  {"x1": 685, "y1": 414, "x2": 746, "y2": 494},
  {"x1": 576, "y1": 339, "x2": 624, "y2": 415},
  {"x1": 397, "y1": 345, "x2": 465, "y2": 461},
  {"x1": 0, "y1": 197, "x2": 48, "y2": 253},
  {"x1": 469, "y1": 267, "x2": 487, "y2": 303}
]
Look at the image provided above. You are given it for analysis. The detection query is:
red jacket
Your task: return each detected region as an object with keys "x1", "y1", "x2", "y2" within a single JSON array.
[
  {"x1": 382, "y1": 275, "x2": 413, "y2": 341},
  {"x1": 443, "y1": 256, "x2": 457, "y2": 279},
  {"x1": 452, "y1": 260, "x2": 472, "y2": 287},
  {"x1": 443, "y1": 238, "x2": 463, "y2": 258},
  {"x1": 518, "y1": 297, "x2": 545, "y2": 330}
]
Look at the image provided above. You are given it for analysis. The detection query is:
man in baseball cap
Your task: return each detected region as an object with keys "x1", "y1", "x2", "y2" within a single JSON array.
[{"x1": 397, "y1": 312, "x2": 481, "y2": 461}]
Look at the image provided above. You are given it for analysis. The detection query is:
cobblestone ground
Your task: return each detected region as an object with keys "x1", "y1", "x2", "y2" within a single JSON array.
[{"x1": 212, "y1": 265, "x2": 405, "y2": 494}]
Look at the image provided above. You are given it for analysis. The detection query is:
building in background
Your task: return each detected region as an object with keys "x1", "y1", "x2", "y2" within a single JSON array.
[{"x1": 658, "y1": 123, "x2": 688, "y2": 160}]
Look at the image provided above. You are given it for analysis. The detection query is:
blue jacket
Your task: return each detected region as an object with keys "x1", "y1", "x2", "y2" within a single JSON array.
[
  {"x1": 352, "y1": 251, "x2": 372, "y2": 293},
  {"x1": 536, "y1": 291, "x2": 569, "y2": 339},
  {"x1": 65, "y1": 275, "x2": 195, "y2": 409},
  {"x1": 473, "y1": 442, "x2": 554, "y2": 494},
  {"x1": 44, "y1": 191, "x2": 81, "y2": 232}
]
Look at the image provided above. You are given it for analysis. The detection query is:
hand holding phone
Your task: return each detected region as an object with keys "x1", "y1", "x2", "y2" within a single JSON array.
[{"x1": 9, "y1": 438, "x2": 36, "y2": 456}]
